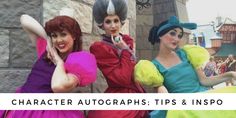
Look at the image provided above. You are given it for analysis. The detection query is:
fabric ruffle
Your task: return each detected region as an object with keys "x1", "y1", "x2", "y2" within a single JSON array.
[
  {"x1": 134, "y1": 60, "x2": 164, "y2": 87},
  {"x1": 64, "y1": 51, "x2": 97, "y2": 86},
  {"x1": 206, "y1": 86, "x2": 236, "y2": 93},
  {"x1": 36, "y1": 37, "x2": 47, "y2": 58},
  {"x1": 182, "y1": 45, "x2": 210, "y2": 69},
  {"x1": 167, "y1": 110, "x2": 236, "y2": 118},
  {"x1": 0, "y1": 110, "x2": 84, "y2": 118}
]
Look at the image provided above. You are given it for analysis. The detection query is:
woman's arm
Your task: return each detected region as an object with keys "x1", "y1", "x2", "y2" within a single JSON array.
[
  {"x1": 21, "y1": 14, "x2": 51, "y2": 57},
  {"x1": 20, "y1": 14, "x2": 48, "y2": 44},
  {"x1": 196, "y1": 67, "x2": 236, "y2": 87},
  {"x1": 49, "y1": 48, "x2": 79, "y2": 93},
  {"x1": 51, "y1": 61, "x2": 79, "y2": 93},
  {"x1": 156, "y1": 85, "x2": 168, "y2": 93}
]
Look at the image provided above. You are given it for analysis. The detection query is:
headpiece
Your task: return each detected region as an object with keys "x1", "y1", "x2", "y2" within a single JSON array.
[
  {"x1": 93, "y1": 0, "x2": 128, "y2": 28},
  {"x1": 157, "y1": 16, "x2": 197, "y2": 37},
  {"x1": 148, "y1": 16, "x2": 197, "y2": 45}
]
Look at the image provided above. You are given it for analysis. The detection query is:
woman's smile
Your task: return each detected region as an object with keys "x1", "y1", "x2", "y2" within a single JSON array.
[{"x1": 57, "y1": 43, "x2": 66, "y2": 49}]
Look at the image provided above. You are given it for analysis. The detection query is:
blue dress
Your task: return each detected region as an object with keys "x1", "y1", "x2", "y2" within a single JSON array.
[{"x1": 150, "y1": 49, "x2": 207, "y2": 118}]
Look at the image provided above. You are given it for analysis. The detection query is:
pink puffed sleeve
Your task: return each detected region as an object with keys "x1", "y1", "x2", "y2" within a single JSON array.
[
  {"x1": 36, "y1": 37, "x2": 47, "y2": 58},
  {"x1": 64, "y1": 51, "x2": 97, "y2": 86}
]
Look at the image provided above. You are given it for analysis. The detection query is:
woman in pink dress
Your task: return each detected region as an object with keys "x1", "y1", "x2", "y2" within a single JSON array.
[{"x1": 0, "y1": 14, "x2": 97, "y2": 118}]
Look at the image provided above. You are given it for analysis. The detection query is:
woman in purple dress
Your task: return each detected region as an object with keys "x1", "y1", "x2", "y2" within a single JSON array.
[{"x1": 0, "y1": 14, "x2": 97, "y2": 118}]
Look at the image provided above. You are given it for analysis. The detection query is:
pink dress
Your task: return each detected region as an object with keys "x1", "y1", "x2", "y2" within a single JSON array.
[{"x1": 0, "y1": 38, "x2": 97, "y2": 118}]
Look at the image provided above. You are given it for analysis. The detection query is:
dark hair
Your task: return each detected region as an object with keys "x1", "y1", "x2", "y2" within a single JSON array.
[
  {"x1": 45, "y1": 16, "x2": 82, "y2": 52},
  {"x1": 148, "y1": 20, "x2": 183, "y2": 45},
  {"x1": 148, "y1": 21, "x2": 168, "y2": 45},
  {"x1": 93, "y1": 0, "x2": 127, "y2": 28}
]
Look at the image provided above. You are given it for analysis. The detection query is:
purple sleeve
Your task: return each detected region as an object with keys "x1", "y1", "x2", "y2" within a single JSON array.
[{"x1": 64, "y1": 51, "x2": 97, "y2": 86}]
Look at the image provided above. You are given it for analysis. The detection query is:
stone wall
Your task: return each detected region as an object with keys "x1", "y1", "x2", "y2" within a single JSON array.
[
  {"x1": 0, "y1": 0, "x2": 136, "y2": 93},
  {"x1": 136, "y1": 0, "x2": 154, "y2": 61},
  {"x1": 0, "y1": 0, "x2": 42, "y2": 92}
]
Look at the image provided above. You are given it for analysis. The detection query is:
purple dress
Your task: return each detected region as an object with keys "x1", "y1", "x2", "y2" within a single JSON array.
[{"x1": 0, "y1": 51, "x2": 97, "y2": 118}]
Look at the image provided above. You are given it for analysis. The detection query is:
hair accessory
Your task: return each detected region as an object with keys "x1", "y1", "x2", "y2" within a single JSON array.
[
  {"x1": 107, "y1": 0, "x2": 115, "y2": 15},
  {"x1": 157, "y1": 16, "x2": 197, "y2": 37},
  {"x1": 93, "y1": 0, "x2": 128, "y2": 28}
]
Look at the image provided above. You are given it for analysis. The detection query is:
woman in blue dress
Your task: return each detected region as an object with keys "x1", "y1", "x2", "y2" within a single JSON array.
[{"x1": 135, "y1": 16, "x2": 236, "y2": 118}]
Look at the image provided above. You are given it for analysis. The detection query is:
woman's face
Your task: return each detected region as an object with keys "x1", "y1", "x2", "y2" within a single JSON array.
[
  {"x1": 159, "y1": 28, "x2": 183, "y2": 50},
  {"x1": 51, "y1": 29, "x2": 74, "y2": 55},
  {"x1": 103, "y1": 15, "x2": 121, "y2": 37}
]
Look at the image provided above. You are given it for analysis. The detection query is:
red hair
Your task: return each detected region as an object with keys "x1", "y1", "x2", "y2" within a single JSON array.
[{"x1": 45, "y1": 16, "x2": 82, "y2": 51}]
